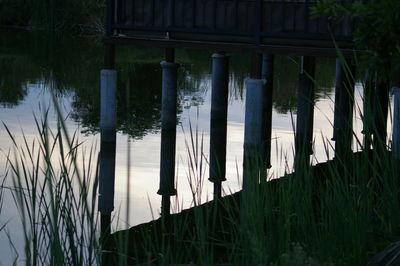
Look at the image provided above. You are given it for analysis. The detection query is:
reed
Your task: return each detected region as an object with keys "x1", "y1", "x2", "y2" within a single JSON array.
[
  {"x1": 4, "y1": 106, "x2": 100, "y2": 265},
  {"x1": 2, "y1": 53, "x2": 400, "y2": 265},
  {"x1": 0, "y1": 169, "x2": 5, "y2": 233},
  {"x1": 122, "y1": 57, "x2": 399, "y2": 265}
]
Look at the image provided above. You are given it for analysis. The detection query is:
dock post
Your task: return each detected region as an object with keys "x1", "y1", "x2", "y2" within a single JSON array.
[
  {"x1": 333, "y1": 58, "x2": 356, "y2": 160},
  {"x1": 99, "y1": 69, "x2": 117, "y2": 214},
  {"x1": 373, "y1": 80, "x2": 390, "y2": 151},
  {"x1": 99, "y1": 69, "x2": 118, "y2": 145},
  {"x1": 99, "y1": 44, "x2": 117, "y2": 264},
  {"x1": 98, "y1": 139, "x2": 116, "y2": 236},
  {"x1": 362, "y1": 70, "x2": 375, "y2": 150},
  {"x1": 243, "y1": 53, "x2": 264, "y2": 190},
  {"x1": 261, "y1": 54, "x2": 274, "y2": 170},
  {"x1": 158, "y1": 48, "x2": 178, "y2": 217},
  {"x1": 294, "y1": 56, "x2": 316, "y2": 176},
  {"x1": 392, "y1": 87, "x2": 400, "y2": 160},
  {"x1": 241, "y1": 53, "x2": 265, "y2": 226},
  {"x1": 209, "y1": 52, "x2": 229, "y2": 199}
]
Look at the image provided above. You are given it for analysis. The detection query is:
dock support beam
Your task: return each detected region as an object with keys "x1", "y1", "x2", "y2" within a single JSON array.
[
  {"x1": 373, "y1": 80, "x2": 390, "y2": 151},
  {"x1": 99, "y1": 140, "x2": 116, "y2": 226},
  {"x1": 99, "y1": 66, "x2": 117, "y2": 265},
  {"x1": 362, "y1": 70, "x2": 375, "y2": 150},
  {"x1": 99, "y1": 70, "x2": 117, "y2": 144},
  {"x1": 243, "y1": 53, "x2": 264, "y2": 190},
  {"x1": 158, "y1": 49, "x2": 178, "y2": 217},
  {"x1": 99, "y1": 69, "x2": 117, "y2": 213},
  {"x1": 333, "y1": 58, "x2": 356, "y2": 160},
  {"x1": 209, "y1": 52, "x2": 229, "y2": 199},
  {"x1": 392, "y1": 87, "x2": 400, "y2": 160},
  {"x1": 261, "y1": 54, "x2": 274, "y2": 169},
  {"x1": 294, "y1": 56, "x2": 316, "y2": 176}
]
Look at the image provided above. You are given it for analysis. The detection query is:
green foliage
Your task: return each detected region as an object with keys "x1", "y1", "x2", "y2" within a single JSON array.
[
  {"x1": 3, "y1": 27, "x2": 399, "y2": 265},
  {"x1": 0, "y1": 54, "x2": 32, "y2": 107},
  {"x1": 0, "y1": 0, "x2": 105, "y2": 32},
  {"x1": 311, "y1": 0, "x2": 400, "y2": 84},
  {"x1": 271, "y1": 243, "x2": 334, "y2": 266},
  {"x1": 112, "y1": 145, "x2": 400, "y2": 265}
]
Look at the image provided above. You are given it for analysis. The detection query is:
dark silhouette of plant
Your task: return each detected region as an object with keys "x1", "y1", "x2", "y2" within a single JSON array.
[{"x1": 312, "y1": 0, "x2": 400, "y2": 86}]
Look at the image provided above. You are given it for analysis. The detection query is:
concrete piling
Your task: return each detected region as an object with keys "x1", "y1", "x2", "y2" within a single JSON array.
[
  {"x1": 243, "y1": 78, "x2": 265, "y2": 188},
  {"x1": 98, "y1": 141, "x2": 117, "y2": 214},
  {"x1": 261, "y1": 54, "x2": 274, "y2": 169},
  {"x1": 99, "y1": 68, "x2": 117, "y2": 265},
  {"x1": 99, "y1": 69, "x2": 117, "y2": 214},
  {"x1": 373, "y1": 80, "x2": 390, "y2": 150},
  {"x1": 362, "y1": 70, "x2": 375, "y2": 150},
  {"x1": 209, "y1": 52, "x2": 229, "y2": 199},
  {"x1": 294, "y1": 56, "x2": 316, "y2": 174},
  {"x1": 392, "y1": 87, "x2": 400, "y2": 160},
  {"x1": 158, "y1": 60, "x2": 179, "y2": 216},
  {"x1": 100, "y1": 70, "x2": 117, "y2": 144},
  {"x1": 333, "y1": 58, "x2": 356, "y2": 159},
  {"x1": 241, "y1": 53, "x2": 264, "y2": 223}
]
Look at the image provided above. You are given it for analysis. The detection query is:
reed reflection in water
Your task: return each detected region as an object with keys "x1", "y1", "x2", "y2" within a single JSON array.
[{"x1": 0, "y1": 29, "x2": 378, "y2": 264}]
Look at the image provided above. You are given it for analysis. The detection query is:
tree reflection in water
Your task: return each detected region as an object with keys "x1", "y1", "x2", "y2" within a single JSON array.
[{"x1": 0, "y1": 29, "x2": 338, "y2": 139}]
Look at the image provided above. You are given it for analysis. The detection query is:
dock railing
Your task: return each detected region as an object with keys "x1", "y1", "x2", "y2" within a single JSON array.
[{"x1": 106, "y1": 0, "x2": 355, "y2": 48}]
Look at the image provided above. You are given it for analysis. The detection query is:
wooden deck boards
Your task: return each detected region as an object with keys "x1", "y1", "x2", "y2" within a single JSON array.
[{"x1": 107, "y1": 0, "x2": 358, "y2": 56}]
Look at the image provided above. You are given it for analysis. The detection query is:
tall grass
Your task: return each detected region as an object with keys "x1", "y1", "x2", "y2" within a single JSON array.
[
  {"x1": 109, "y1": 58, "x2": 400, "y2": 265},
  {"x1": 182, "y1": 118, "x2": 207, "y2": 207},
  {"x1": 110, "y1": 130, "x2": 394, "y2": 265},
  {"x1": 2, "y1": 55, "x2": 400, "y2": 265},
  {"x1": 4, "y1": 107, "x2": 100, "y2": 265},
  {"x1": 0, "y1": 168, "x2": 5, "y2": 233}
]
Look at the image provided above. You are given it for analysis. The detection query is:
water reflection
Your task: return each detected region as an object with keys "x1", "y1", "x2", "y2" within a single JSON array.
[
  {"x1": 0, "y1": 28, "x2": 350, "y2": 264},
  {"x1": 0, "y1": 30, "x2": 338, "y2": 127}
]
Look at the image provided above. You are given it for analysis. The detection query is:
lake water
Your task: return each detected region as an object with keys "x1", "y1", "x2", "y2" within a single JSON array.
[{"x1": 0, "y1": 29, "x2": 375, "y2": 264}]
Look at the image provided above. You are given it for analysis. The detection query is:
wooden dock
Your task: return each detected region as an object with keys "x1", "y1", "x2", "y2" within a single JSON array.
[
  {"x1": 97, "y1": 2, "x2": 396, "y2": 264},
  {"x1": 105, "y1": 0, "x2": 356, "y2": 57}
]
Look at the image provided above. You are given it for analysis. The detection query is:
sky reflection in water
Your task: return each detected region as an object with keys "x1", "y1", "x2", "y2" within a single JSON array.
[{"x1": 0, "y1": 29, "x2": 374, "y2": 264}]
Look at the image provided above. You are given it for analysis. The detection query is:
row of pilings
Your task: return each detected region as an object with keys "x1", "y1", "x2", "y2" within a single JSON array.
[{"x1": 97, "y1": 45, "x2": 399, "y2": 263}]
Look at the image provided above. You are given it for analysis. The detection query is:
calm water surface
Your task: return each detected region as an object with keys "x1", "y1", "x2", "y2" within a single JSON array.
[{"x1": 0, "y1": 30, "x2": 370, "y2": 264}]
